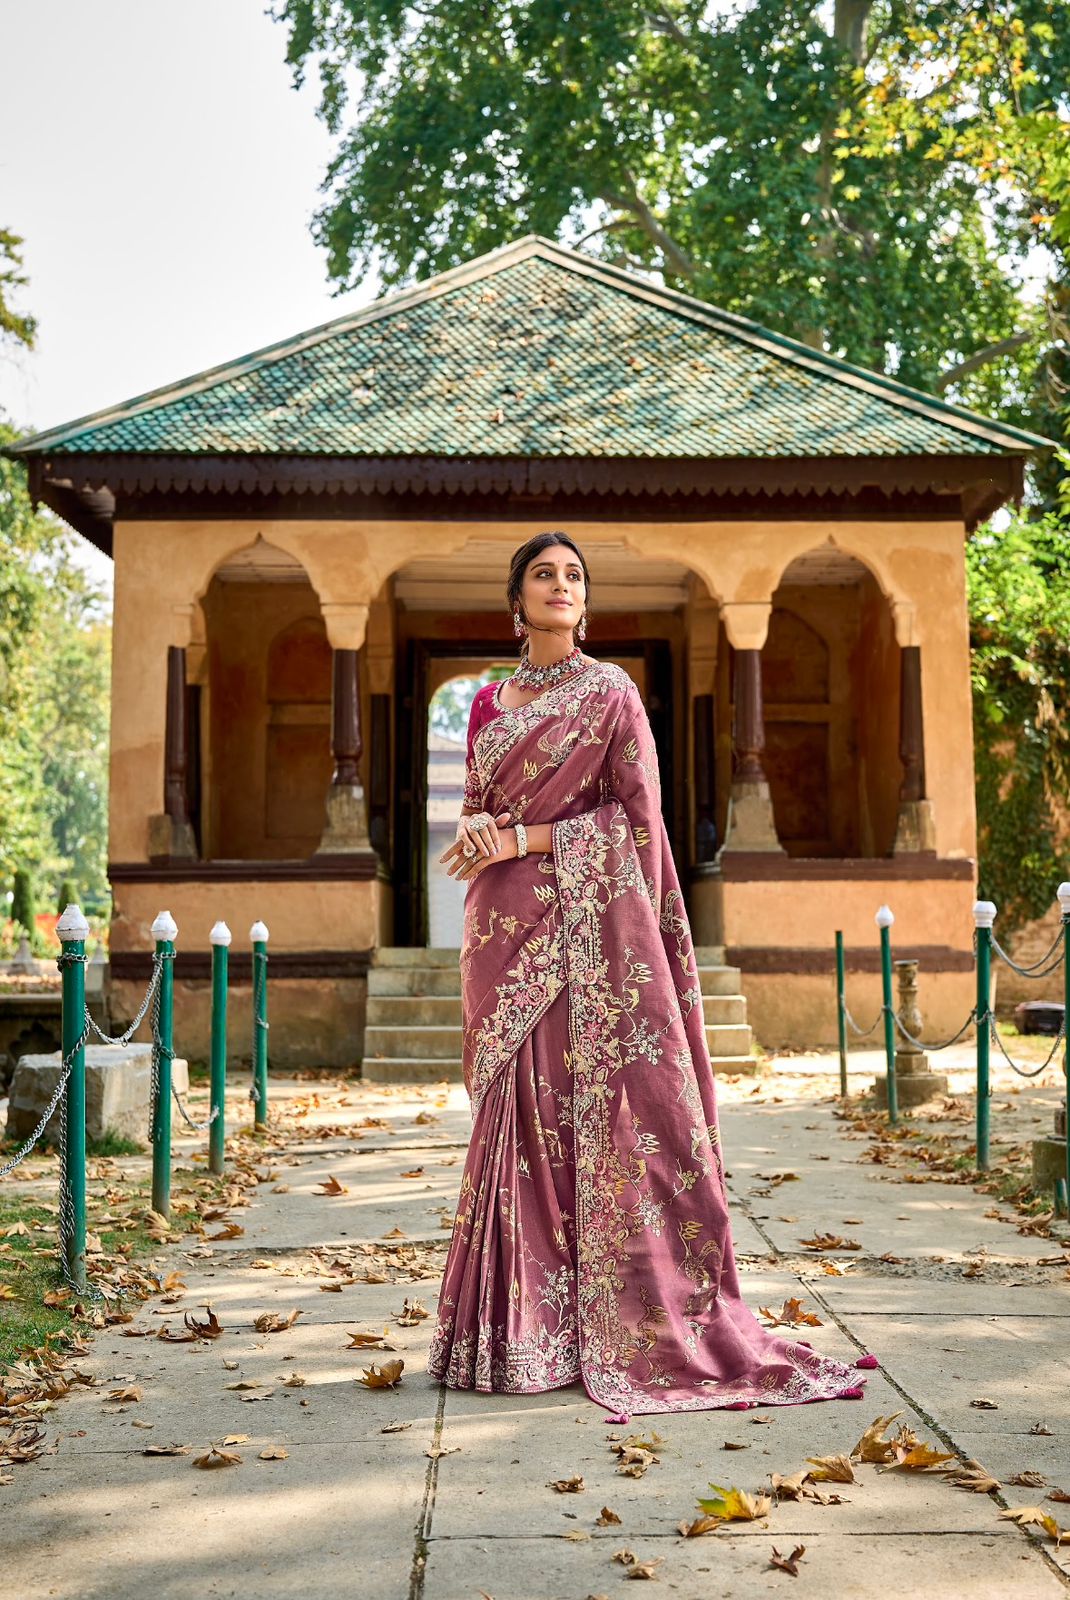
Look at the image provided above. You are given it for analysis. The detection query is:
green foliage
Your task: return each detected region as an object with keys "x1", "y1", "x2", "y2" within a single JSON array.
[
  {"x1": 10, "y1": 866, "x2": 35, "y2": 933},
  {"x1": 429, "y1": 665, "x2": 514, "y2": 742},
  {"x1": 0, "y1": 226, "x2": 37, "y2": 351},
  {"x1": 271, "y1": 0, "x2": 1066, "y2": 415},
  {"x1": 0, "y1": 422, "x2": 110, "y2": 907},
  {"x1": 57, "y1": 878, "x2": 78, "y2": 915},
  {"x1": 967, "y1": 511, "x2": 1070, "y2": 930}
]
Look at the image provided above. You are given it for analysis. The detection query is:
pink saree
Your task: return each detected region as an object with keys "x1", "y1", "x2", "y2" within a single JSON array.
[{"x1": 428, "y1": 658, "x2": 874, "y2": 1418}]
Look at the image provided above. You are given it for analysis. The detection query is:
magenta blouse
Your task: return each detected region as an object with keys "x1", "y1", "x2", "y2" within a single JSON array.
[{"x1": 463, "y1": 682, "x2": 504, "y2": 808}]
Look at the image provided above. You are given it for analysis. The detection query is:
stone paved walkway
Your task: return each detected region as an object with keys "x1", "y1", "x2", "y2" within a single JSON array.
[{"x1": 2, "y1": 1053, "x2": 1069, "y2": 1599}]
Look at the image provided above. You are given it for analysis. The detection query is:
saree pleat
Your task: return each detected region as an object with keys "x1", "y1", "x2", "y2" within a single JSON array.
[{"x1": 428, "y1": 659, "x2": 872, "y2": 1416}]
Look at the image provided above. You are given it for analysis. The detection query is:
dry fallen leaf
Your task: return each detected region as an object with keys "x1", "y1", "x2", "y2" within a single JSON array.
[
  {"x1": 192, "y1": 1444, "x2": 242, "y2": 1469},
  {"x1": 969, "y1": 1398, "x2": 999, "y2": 1410},
  {"x1": 999, "y1": 1506, "x2": 1069, "y2": 1543},
  {"x1": 596, "y1": 1507, "x2": 622, "y2": 1526},
  {"x1": 851, "y1": 1412, "x2": 905, "y2": 1465},
  {"x1": 346, "y1": 1328, "x2": 397, "y2": 1351},
  {"x1": 678, "y1": 1514, "x2": 722, "y2": 1537},
  {"x1": 548, "y1": 1474, "x2": 585, "y2": 1493},
  {"x1": 312, "y1": 1175, "x2": 349, "y2": 1196},
  {"x1": 798, "y1": 1233, "x2": 862, "y2": 1251},
  {"x1": 625, "y1": 1559, "x2": 663, "y2": 1580},
  {"x1": 1010, "y1": 1471, "x2": 1047, "y2": 1488},
  {"x1": 258, "y1": 1445, "x2": 290, "y2": 1460},
  {"x1": 357, "y1": 1359, "x2": 405, "y2": 1390},
  {"x1": 207, "y1": 1223, "x2": 245, "y2": 1240},
  {"x1": 396, "y1": 1298, "x2": 429, "y2": 1325},
  {"x1": 105, "y1": 1386, "x2": 143, "y2": 1404},
  {"x1": 944, "y1": 1461, "x2": 1000, "y2": 1494},
  {"x1": 254, "y1": 1309, "x2": 302, "y2": 1334},
  {"x1": 769, "y1": 1543, "x2": 806, "y2": 1576},
  {"x1": 805, "y1": 1454, "x2": 856, "y2": 1484},
  {"x1": 381, "y1": 1421, "x2": 412, "y2": 1434},
  {"x1": 696, "y1": 1484, "x2": 772, "y2": 1521},
  {"x1": 142, "y1": 1443, "x2": 189, "y2": 1456},
  {"x1": 185, "y1": 1307, "x2": 224, "y2": 1340}
]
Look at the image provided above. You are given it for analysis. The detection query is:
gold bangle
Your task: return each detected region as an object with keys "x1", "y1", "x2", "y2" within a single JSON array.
[{"x1": 514, "y1": 821, "x2": 528, "y2": 859}]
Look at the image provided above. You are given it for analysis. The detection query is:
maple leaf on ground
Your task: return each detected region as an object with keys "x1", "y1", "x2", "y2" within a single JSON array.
[
  {"x1": 944, "y1": 1461, "x2": 1000, "y2": 1493},
  {"x1": 184, "y1": 1307, "x2": 224, "y2": 1340},
  {"x1": 596, "y1": 1507, "x2": 622, "y2": 1526},
  {"x1": 798, "y1": 1233, "x2": 862, "y2": 1251},
  {"x1": 193, "y1": 1444, "x2": 242, "y2": 1469},
  {"x1": 397, "y1": 1298, "x2": 429, "y2": 1325},
  {"x1": 105, "y1": 1385, "x2": 143, "y2": 1404},
  {"x1": 770, "y1": 1470, "x2": 811, "y2": 1500},
  {"x1": 851, "y1": 1412, "x2": 905, "y2": 1464},
  {"x1": 312, "y1": 1175, "x2": 349, "y2": 1196},
  {"x1": 626, "y1": 1560, "x2": 662, "y2": 1579},
  {"x1": 769, "y1": 1543, "x2": 806, "y2": 1576},
  {"x1": 142, "y1": 1443, "x2": 189, "y2": 1456},
  {"x1": 805, "y1": 1454, "x2": 856, "y2": 1484},
  {"x1": 759, "y1": 1297, "x2": 822, "y2": 1329},
  {"x1": 1000, "y1": 1506, "x2": 1070, "y2": 1543},
  {"x1": 357, "y1": 1359, "x2": 404, "y2": 1389},
  {"x1": 696, "y1": 1484, "x2": 772, "y2": 1521},
  {"x1": 258, "y1": 1445, "x2": 289, "y2": 1460},
  {"x1": 207, "y1": 1223, "x2": 245, "y2": 1240},
  {"x1": 345, "y1": 1329, "x2": 397, "y2": 1350},
  {"x1": 879, "y1": 1438, "x2": 957, "y2": 1474},
  {"x1": 1010, "y1": 1471, "x2": 1047, "y2": 1488},
  {"x1": 678, "y1": 1514, "x2": 723, "y2": 1537},
  {"x1": 548, "y1": 1474, "x2": 585, "y2": 1492},
  {"x1": 254, "y1": 1309, "x2": 302, "y2": 1334}
]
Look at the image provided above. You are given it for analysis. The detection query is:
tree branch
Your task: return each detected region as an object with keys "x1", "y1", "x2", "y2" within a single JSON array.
[
  {"x1": 936, "y1": 329, "x2": 1034, "y2": 392},
  {"x1": 598, "y1": 173, "x2": 699, "y2": 279}
]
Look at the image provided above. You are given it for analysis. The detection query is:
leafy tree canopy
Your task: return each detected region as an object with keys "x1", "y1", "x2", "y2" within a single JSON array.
[{"x1": 272, "y1": 0, "x2": 1068, "y2": 421}]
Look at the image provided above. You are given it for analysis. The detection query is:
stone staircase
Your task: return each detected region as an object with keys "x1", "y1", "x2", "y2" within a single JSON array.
[{"x1": 362, "y1": 946, "x2": 761, "y2": 1081}]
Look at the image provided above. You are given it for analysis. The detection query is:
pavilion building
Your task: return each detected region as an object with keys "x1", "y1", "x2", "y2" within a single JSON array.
[{"x1": 6, "y1": 236, "x2": 1051, "y2": 1067}]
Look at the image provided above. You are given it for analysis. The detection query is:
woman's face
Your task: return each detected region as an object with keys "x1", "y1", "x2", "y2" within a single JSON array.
[{"x1": 520, "y1": 543, "x2": 586, "y2": 635}]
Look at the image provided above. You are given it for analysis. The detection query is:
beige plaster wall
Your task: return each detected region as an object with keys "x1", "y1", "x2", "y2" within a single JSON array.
[
  {"x1": 110, "y1": 879, "x2": 382, "y2": 956},
  {"x1": 110, "y1": 513, "x2": 975, "y2": 871},
  {"x1": 743, "y1": 970, "x2": 976, "y2": 1051}
]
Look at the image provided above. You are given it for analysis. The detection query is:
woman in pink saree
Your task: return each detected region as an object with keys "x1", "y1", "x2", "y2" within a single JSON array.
[{"x1": 431, "y1": 533, "x2": 875, "y2": 1420}]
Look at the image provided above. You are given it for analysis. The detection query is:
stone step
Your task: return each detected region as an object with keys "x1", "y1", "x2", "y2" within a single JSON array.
[
  {"x1": 703, "y1": 994, "x2": 746, "y2": 1026},
  {"x1": 364, "y1": 1025, "x2": 462, "y2": 1060},
  {"x1": 361, "y1": 1057, "x2": 464, "y2": 1083},
  {"x1": 366, "y1": 995, "x2": 462, "y2": 1027},
  {"x1": 704, "y1": 1022, "x2": 754, "y2": 1058},
  {"x1": 693, "y1": 945, "x2": 726, "y2": 965},
  {"x1": 372, "y1": 947, "x2": 460, "y2": 968},
  {"x1": 708, "y1": 1054, "x2": 765, "y2": 1077},
  {"x1": 368, "y1": 966, "x2": 461, "y2": 997},
  {"x1": 697, "y1": 966, "x2": 743, "y2": 996}
]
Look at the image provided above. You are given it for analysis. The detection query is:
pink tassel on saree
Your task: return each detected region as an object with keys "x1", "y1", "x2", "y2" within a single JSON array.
[{"x1": 428, "y1": 658, "x2": 871, "y2": 1417}]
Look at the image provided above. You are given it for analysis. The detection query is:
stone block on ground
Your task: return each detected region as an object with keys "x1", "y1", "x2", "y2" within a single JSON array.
[{"x1": 6, "y1": 1044, "x2": 189, "y2": 1144}]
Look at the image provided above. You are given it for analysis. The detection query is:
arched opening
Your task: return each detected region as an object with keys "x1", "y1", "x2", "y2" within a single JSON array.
[
  {"x1": 200, "y1": 538, "x2": 331, "y2": 860},
  {"x1": 757, "y1": 542, "x2": 900, "y2": 858}
]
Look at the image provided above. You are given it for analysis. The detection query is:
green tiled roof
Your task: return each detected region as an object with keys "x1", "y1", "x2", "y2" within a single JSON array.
[{"x1": 9, "y1": 237, "x2": 1051, "y2": 460}]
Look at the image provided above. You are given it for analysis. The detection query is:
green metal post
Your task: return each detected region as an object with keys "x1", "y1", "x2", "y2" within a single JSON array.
[
  {"x1": 208, "y1": 920, "x2": 231, "y2": 1174},
  {"x1": 1060, "y1": 883, "x2": 1070, "y2": 1216},
  {"x1": 56, "y1": 905, "x2": 88, "y2": 1293},
  {"x1": 974, "y1": 900, "x2": 995, "y2": 1173},
  {"x1": 876, "y1": 906, "x2": 897, "y2": 1126},
  {"x1": 835, "y1": 930, "x2": 848, "y2": 1097},
  {"x1": 251, "y1": 920, "x2": 269, "y2": 1128},
  {"x1": 151, "y1": 910, "x2": 177, "y2": 1218}
]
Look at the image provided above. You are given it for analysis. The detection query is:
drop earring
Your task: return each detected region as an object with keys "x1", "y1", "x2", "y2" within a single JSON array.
[
  {"x1": 513, "y1": 608, "x2": 525, "y2": 638},
  {"x1": 577, "y1": 612, "x2": 587, "y2": 641}
]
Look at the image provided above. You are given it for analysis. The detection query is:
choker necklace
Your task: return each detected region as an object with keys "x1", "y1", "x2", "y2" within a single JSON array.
[{"x1": 509, "y1": 642, "x2": 585, "y2": 693}]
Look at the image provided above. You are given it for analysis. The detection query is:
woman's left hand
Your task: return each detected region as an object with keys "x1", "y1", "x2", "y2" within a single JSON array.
[{"x1": 449, "y1": 825, "x2": 518, "y2": 881}]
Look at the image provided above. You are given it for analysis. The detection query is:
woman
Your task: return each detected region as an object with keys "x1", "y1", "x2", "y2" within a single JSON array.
[{"x1": 430, "y1": 531, "x2": 876, "y2": 1420}]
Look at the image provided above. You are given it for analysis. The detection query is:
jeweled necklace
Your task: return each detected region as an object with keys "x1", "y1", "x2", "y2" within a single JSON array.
[{"x1": 509, "y1": 641, "x2": 585, "y2": 692}]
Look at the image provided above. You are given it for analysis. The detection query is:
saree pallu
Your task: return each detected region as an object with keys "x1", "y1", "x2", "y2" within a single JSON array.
[{"x1": 428, "y1": 659, "x2": 872, "y2": 1417}]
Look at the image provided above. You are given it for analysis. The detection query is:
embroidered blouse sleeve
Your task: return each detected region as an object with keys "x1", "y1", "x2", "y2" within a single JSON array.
[{"x1": 463, "y1": 685, "x2": 492, "y2": 809}]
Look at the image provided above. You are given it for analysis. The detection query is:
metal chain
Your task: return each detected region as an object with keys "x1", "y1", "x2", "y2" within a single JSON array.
[
  {"x1": 891, "y1": 1003, "x2": 980, "y2": 1054},
  {"x1": 990, "y1": 921, "x2": 1066, "y2": 979},
  {"x1": 985, "y1": 1007, "x2": 1067, "y2": 1080},
  {"x1": 0, "y1": 1020, "x2": 87, "y2": 1179},
  {"x1": 840, "y1": 996, "x2": 887, "y2": 1039},
  {"x1": 85, "y1": 955, "x2": 165, "y2": 1048},
  {"x1": 147, "y1": 951, "x2": 175, "y2": 1143}
]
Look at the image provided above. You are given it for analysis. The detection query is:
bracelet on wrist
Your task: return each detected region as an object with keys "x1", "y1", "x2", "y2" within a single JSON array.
[{"x1": 514, "y1": 821, "x2": 528, "y2": 859}]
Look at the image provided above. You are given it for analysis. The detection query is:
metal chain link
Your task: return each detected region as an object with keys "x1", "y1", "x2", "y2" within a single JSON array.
[
  {"x1": 985, "y1": 1006, "x2": 1067, "y2": 1080},
  {"x1": 991, "y1": 932, "x2": 1065, "y2": 981},
  {"x1": 85, "y1": 955, "x2": 165, "y2": 1048},
  {"x1": 840, "y1": 996, "x2": 887, "y2": 1039},
  {"x1": 891, "y1": 1003, "x2": 980, "y2": 1054}
]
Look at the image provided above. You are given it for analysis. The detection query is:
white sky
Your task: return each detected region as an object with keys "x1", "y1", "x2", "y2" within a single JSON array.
[{"x1": 0, "y1": 0, "x2": 379, "y2": 589}]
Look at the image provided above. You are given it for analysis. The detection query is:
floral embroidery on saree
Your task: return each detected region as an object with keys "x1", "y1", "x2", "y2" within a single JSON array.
[{"x1": 431, "y1": 660, "x2": 868, "y2": 1414}]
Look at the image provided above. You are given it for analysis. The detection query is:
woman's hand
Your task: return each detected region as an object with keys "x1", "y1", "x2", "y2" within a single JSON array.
[{"x1": 439, "y1": 810, "x2": 515, "y2": 880}]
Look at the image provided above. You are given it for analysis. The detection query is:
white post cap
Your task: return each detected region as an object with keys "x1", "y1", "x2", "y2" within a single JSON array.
[
  {"x1": 209, "y1": 920, "x2": 232, "y2": 947},
  {"x1": 56, "y1": 904, "x2": 90, "y2": 942},
  {"x1": 1057, "y1": 882, "x2": 1070, "y2": 916},
  {"x1": 249, "y1": 920, "x2": 270, "y2": 943},
  {"x1": 151, "y1": 909, "x2": 179, "y2": 942},
  {"x1": 874, "y1": 904, "x2": 895, "y2": 929},
  {"x1": 972, "y1": 900, "x2": 997, "y2": 929}
]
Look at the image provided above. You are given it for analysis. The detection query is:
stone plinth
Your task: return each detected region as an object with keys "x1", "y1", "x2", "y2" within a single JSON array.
[
  {"x1": 7, "y1": 1044, "x2": 189, "y2": 1145},
  {"x1": 1032, "y1": 1100, "x2": 1067, "y2": 1193}
]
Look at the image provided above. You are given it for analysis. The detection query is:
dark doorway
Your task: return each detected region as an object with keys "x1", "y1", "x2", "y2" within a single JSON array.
[{"x1": 392, "y1": 637, "x2": 675, "y2": 948}]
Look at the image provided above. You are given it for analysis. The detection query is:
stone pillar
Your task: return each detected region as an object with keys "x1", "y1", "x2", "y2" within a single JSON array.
[
  {"x1": 692, "y1": 693, "x2": 718, "y2": 863},
  {"x1": 894, "y1": 644, "x2": 936, "y2": 853},
  {"x1": 721, "y1": 643, "x2": 784, "y2": 854},
  {"x1": 149, "y1": 645, "x2": 197, "y2": 861},
  {"x1": 317, "y1": 647, "x2": 371, "y2": 853},
  {"x1": 874, "y1": 958, "x2": 948, "y2": 1108}
]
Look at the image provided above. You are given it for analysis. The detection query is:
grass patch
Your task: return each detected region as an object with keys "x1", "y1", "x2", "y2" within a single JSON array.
[{"x1": 86, "y1": 1128, "x2": 145, "y2": 1158}]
